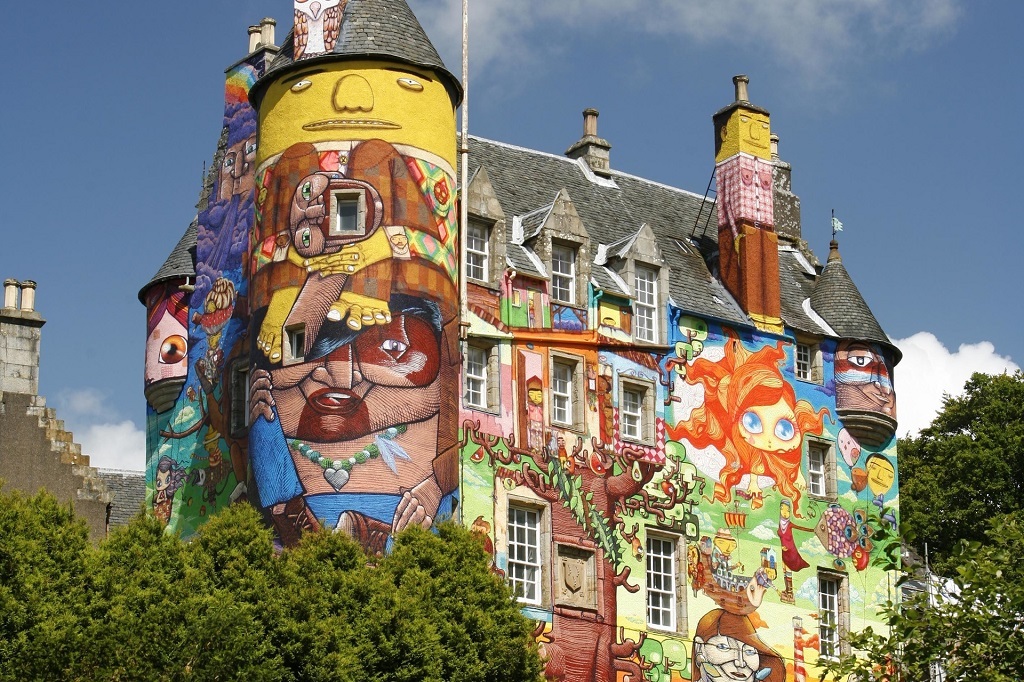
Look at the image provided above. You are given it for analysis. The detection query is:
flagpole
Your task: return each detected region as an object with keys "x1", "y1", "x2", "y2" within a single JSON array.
[{"x1": 458, "y1": 0, "x2": 470, "y2": 347}]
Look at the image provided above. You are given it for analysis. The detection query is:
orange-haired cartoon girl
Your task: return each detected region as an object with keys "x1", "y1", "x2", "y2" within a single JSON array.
[{"x1": 668, "y1": 330, "x2": 829, "y2": 511}]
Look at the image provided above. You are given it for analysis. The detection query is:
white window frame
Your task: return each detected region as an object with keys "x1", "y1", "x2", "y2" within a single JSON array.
[
  {"x1": 466, "y1": 221, "x2": 489, "y2": 283},
  {"x1": 634, "y1": 265, "x2": 658, "y2": 343},
  {"x1": 285, "y1": 324, "x2": 306, "y2": 366},
  {"x1": 794, "y1": 339, "x2": 823, "y2": 384},
  {"x1": 645, "y1": 532, "x2": 687, "y2": 633},
  {"x1": 551, "y1": 243, "x2": 576, "y2": 305},
  {"x1": 818, "y1": 571, "x2": 849, "y2": 660},
  {"x1": 806, "y1": 439, "x2": 837, "y2": 501},
  {"x1": 796, "y1": 343, "x2": 812, "y2": 380},
  {"x1": 508, "y1": 504, "x2": 544, "y2": 605},
  {"x1": 620, "y1": 377, "x2": 655, "y2": 444},
  {"x1": 550, "y1": 354, "x2": 583, "y2": 429},
  {"x1": 464, "y1": 344, "x2": 488, "y2": 409}
]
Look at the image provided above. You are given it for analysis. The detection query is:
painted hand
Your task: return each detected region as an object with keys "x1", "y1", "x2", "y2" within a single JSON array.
[
  {"x1": 289, "y1": 174, "x2": 329, "y2": 257},
  {"x1": 302, "y1": 228, "x2": 393, "y2": 277},
  {"x1": 326, "y1": 291, "x2": 391, "y2": 331},
  {"x1": 248, "y1": 368, "x2": 276, "y2": 424},
  {"x1": 392, "y1": 476, "x2": 442, "y2": 534},
  {"x1": 256, "y1": 286, "x2": 301, "y2": 361}
]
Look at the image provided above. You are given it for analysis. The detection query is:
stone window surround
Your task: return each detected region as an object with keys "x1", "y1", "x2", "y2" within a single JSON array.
[{"x1": 645, "y1": 529, "x2": 688, "y2": 634}]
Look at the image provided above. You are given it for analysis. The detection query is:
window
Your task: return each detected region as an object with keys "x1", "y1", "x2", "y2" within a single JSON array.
[
  {"x1": 634, "y1": 266, "x2": 658, "y2": 342},
  {"x1": 464, "y1": 342, "x2": 499, "y2": 412},
  {"x1": 466, "y1": 221, "x2": 489, "y2": 282},
  {"x1": 508, "y1": 505, "x2": 543, "y2": 605},
  {"x1": 795, "y1": 340, "x2": 823, "y2": 383},
  {"x1": 551, "y1": 358, "x2": 579, "y2": 427},
  {"x1": 551, "y1": 243, "x2": 576, "y2": 304},
  {"x1": 806, "y1": 440, "x2": 836, "y2": 500},
  {"x1": 285, "y1": 325, "x2": 306, "y2": 365},
  {"x1": 646, "y1": 535, "x2": 679, "y2": 630},
  {"x1": 330, "y1": 191, "x2": 366, "y2": 236},
  {"x1": 620, "y1": 378, "x2": 654, "y2": 443},
  {"x1": 818, "y1": 571, "x2": 849, "y2": 660},
  {"x1": 229, "y1": 361, "x2": 250, "y2": 436}
]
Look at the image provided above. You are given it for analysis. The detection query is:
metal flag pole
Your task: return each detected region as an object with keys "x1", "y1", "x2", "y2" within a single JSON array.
[{"x1": 458, "y1": 0, "x2": 470, "y2": 343}]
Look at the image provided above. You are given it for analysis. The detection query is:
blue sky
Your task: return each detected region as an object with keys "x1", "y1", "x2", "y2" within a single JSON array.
[{"x1": 0, "y1": 0, "x2": 1019, "y2": 469}]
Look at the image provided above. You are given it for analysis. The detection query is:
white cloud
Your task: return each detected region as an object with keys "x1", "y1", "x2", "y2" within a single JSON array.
[
  {"x1": 413, "y1": 0, "x2": 962, "y2": 81},
  {"x1": 54, "y1": 388, "x2": 146, "y2": 471},
  {"x1": 75, "y1": 420, "x2": 146, "y2": 471},
  {"x1": 893, "y1": 332, "x2": 1019, "y2": 437}
]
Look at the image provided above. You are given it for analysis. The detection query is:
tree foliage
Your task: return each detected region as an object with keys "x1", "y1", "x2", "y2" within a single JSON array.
[
  {"x1": 0, "y1": 492, "x2": 543, "y2": 682},
  {"x1": 821, "y1": 510, "x2": 1024, "y2": 682},
  {"x1": 898, "y1": 370, "x2": 1024, "y2": 575}
]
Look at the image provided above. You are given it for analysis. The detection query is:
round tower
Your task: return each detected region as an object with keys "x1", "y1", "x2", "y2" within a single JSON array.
[{"x1": 246, "y1": 0, "x2": 463, "y2": 548}]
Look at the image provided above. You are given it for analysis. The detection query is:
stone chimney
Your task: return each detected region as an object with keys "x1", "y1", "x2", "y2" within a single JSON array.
[
  {"x1": 770, "y1": 133, "x2": 802, "y2": 243},
  {"x1": 0, "y1": 279, "x2": 45, "y2": 396},
  {"x1": 248, "y1": 24, "x2": 262, "y2": 53},
  {"x1": 566, "y1": 108, "x2": 612, "y2": 176},
  {"x1": 712, "y1": 76, "x2": 783, "y2": 334},
  {"x1": 259, "y1": 17, "x2": 276, "y2": 49}
]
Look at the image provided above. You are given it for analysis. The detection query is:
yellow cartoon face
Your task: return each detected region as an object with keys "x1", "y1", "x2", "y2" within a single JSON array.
[
  {"x1": 716, "y1": 108, "x2": 772, "y2": 162},
  {"x1": 258, "y1": 60, "x2": 457, "y2": 165},
  {"x1": 738, "y1": 397, "x2": 799, "y2": 453},
  {"x1": 865, "y1": 454, "x2": 895, "y2": 498}
]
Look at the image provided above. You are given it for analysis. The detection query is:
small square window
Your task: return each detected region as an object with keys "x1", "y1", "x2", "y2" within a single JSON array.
[
  {"x1": 795, "y1": 340, "x2": 823, "y2": 384},
  {"x1": 330, "y1": 191, "x2": 366, "y2": 236},
  {"x1": 285, "y1": 325, "x2": 306, "y2": 365},
  {"x1": 550, "y1": 356, "x2": 582, "y2": 428},
  {"x1": 620, "y1": 378, "x2": 655, "y2": 444},
  {"x1": 551, "y1": 244, "x2": 576, "y2": 304},
  {"x1": 508, "y1": 505, "x2": 543, "y2": 605}
]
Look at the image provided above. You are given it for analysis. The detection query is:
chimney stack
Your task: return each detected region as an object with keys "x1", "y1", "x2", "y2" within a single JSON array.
[
  {"x1": 248, "y1": 25, "x2": 262, "y2": 53},
  {"x1": 20, "y1": 281, "x2": 36, "y2": 313},
  {"x1": 566, "y1": 108, "x2": 612, "y2": 176},
  {"x1": 259, "y1": 17, "x2": 276, "y2": 50},
  {"x1": 0, "y1": 278, "x2": 45, "y2": 396},
  {"x1": 3, "y1": 279, "x2": 18, "y2": 309},
  {"x1": 770, "y1": 133, "x2": 805, "y2": 249},
  {"x1": 733, "y1": 74, "x2": 750, "y2": 102}
]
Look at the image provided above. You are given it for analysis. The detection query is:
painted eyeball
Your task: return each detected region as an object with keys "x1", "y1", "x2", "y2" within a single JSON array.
[
  {"x1": 741, "y1": 411, "x2": 763, "y2": 434},
  {"x1": 291, "y1": 79, "x2": 312, "y2": 92},
  {"x1": 774, "y1": 418, "x2": 796, "y2": 441},
  {"x1": 301, "y1": 180, "x2": 313, "y2": 201},
  {"x1": 298, "y1": 227, "x2": 311, "y2": 249},
  {"x1": 160, "y1": 335, "x2": 187, "y2": 364},
  {"x1": 223, "y1": 156, "x2": 235, "y2": 168},
  {"x1": 245, "y1": 141, "x2": 257, "y2": 156},
  {"x1": 381, "y1": 339, "x2": 409, "y2": 355},
  {"x1": 397, "y1": 77, "x2": 423, "y2": 92}
]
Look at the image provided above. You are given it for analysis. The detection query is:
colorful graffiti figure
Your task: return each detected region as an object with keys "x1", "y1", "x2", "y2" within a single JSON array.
[
  {"x1": 669, "y1": 330, "x2": 829, "y2": 511},
  {"x1": 692, "y1": 610, "x2": 786, "y2": 682},
  {"x1": 675, "y1": 315, "x2": 709, "y2": 363},
  {"x1": 144, "y1": 286, "x2": 189, "y2": 412},
  {"x1": 153, "y1": 456, "x2": 187, "y2": 524},
  {"x1": 815, "y1": 503, "x2": 873, "y2": 571},
  {"x1": 835, "y1": 340, "x2": 896, "y2": 418}
]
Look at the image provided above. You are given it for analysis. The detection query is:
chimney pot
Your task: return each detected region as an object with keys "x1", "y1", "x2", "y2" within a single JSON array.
[
  {"x1": 583, "y1": 108, "x2": 600, "y2": 137},
  {"x1": 733, "y1": 74, "x2": 750, "y2": 102},
  {"x1": 259, "y1": 17, "x2": 277, "y2": 50},
  {"x1": 770, "y1": 133, "x2": 780, "y2": 160},
  {"x1": 20, "y1": 280, "x2": 36, "y2": 312},
  {"x1": 3, "y1": 279, "x2": 18, "y2": 309},
  {"x1": 248, "y1": 25, "x2": 262, "y2": 53}
]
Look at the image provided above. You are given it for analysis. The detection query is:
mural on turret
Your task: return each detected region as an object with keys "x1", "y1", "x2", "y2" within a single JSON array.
[
  {"x1": 143, "y1": 55, "x2": 265, "y2": 534},
  {"x1": 246, "y1": 1, "x2": 462, "y2": 549}
]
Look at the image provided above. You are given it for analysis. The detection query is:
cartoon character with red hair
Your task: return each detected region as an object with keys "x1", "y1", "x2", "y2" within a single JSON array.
[{"x1": 669, "y1": 329, "x2": 829, "y2": 511}]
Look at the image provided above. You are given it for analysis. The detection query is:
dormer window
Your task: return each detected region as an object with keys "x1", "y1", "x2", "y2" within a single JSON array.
[
  {"x1": 634, "y1": 266, "x2": 658, "y2": 343},
  {"x1": 551, "y1": 243, "x2": 576, "y2": 304}
]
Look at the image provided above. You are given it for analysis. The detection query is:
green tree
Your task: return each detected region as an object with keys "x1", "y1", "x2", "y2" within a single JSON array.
[
  {"x1": 0, "y1": 489, "x2": 543, "y2": 682},
  {"x1": 899, "y1": 370, "x2": 1024, "y2": 575},
  {"x1": 822, "y1": 510, "x2": 1024, "y2": 682}
]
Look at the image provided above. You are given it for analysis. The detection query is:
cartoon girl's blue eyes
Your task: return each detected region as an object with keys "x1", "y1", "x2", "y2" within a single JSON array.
[
  {"x1": 775, "y1": 418, "x2": 795, "y2": 441},
  {"x1": 741, "y1": 411, "x2": 763, "y2": 434}
]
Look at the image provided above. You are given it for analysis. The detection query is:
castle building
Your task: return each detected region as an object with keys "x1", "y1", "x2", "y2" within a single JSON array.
[{"x1": 140, "y1": 1, "x2": 901, "y2": 679}]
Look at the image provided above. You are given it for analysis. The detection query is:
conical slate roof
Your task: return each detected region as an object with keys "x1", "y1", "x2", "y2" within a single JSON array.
[
  {"x1": 250, "y1": 0, "x2": 462, "y2": 107},
  {"x1": 810, "y1": 241, "x2": 901, "y2": 362},
  {"x1": 138, "y1": 220, "x2": 196, "y2": 302}
]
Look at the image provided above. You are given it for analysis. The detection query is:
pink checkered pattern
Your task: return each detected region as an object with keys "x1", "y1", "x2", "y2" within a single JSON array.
[{"x1": 716, "y1": 154, "x2": 775, "y2": 234}]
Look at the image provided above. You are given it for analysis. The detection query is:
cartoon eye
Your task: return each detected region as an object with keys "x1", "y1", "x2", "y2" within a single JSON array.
[
  {"x1": 741, "y1": 411, "x2": 763, "y2": 434},
  {"x1": 716, "y1": 643, "x2": 732, "y2": 652},
  {"x1": 245, "y1": 141, "x2": 257, "y2": 156},
  {"x1": 291, "y1": 79, "x2": 312, "y2": 92},
  {"x1": 743, "y1": 646, "x2": 758, "y2": 657},
  {"x1": 774, "y1": 418, "x2": 795, "y2": 441},
  {"x1": 381, "y1": 339, "x2": 409, "y2": 356},
  {"x1": 299, "y1": 227, "x2": 311, "y2": 248},
  {"x1": 397, "y1": 77, "x2": 423, "y2": 92},
  {"x1": 159, "y1": 335, "x2": 187, "y2": 364},
  {"x1": 223, "y1": 156, "x2": 235, "y2": 168},
  {"x1": 848, "y1": 352, "x2": 874, "y2": 368},
  {"x1": 740, "y1": 115, "x2": 749, "y2": 123},
  {"x1": 301, "y1": 180, "x2": 313, "y2": 201}
]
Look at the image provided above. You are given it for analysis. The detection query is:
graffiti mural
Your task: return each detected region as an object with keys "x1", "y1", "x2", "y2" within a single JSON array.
[
  {"x1": 246, "y1": 16, "x2": 461, "y2": 548},
  {"x1": 143, "y1": 56, "x2": 265, "y2": 535}
]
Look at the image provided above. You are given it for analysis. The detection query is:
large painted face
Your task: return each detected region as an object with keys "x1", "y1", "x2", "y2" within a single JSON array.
[
  {"x1": 738, "y1": 396, "x2": 799, "y2": 453},
  {"x1": 257, "y1": 60, "x2": 457, "y2": 165},
  {"x1": 270, "y1": 312, "x2": 441, "y2": 442},
  {"x1": 835, "y1": 341, "x2": 896, "y2": 418},
  {"x1": 218, "y1": 134, "x2": 257, "y2": 201},
  {"x1": 698, "y1": 635, "x2": 761, "y2": 682},
  {"x1": 865, "y1": 454, "x2": 895, "y2": 498},
  {"x1": 145, "y1": 308, "x2": 188, "y2": 386}
]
